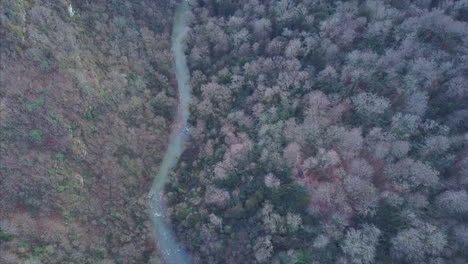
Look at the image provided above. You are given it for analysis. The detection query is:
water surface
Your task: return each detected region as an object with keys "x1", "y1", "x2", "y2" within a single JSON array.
[{"x1": 149, "y1": 1, "x2": 192, "y2": 263}]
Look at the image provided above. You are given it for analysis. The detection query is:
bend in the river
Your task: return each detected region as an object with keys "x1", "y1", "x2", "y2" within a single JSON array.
[{"x1": 149, "y1": 1, "x2": 192, "y2": 264}]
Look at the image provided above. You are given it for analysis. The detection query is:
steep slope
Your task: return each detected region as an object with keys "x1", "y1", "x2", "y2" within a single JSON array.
[{"x1": 0, "y1": 0, "x2": 178, "y2": 263}]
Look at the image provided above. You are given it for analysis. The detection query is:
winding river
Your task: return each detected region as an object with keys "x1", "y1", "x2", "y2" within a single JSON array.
[{"x1": 148, "y1": 1, "x2": 192, "y2": 263}]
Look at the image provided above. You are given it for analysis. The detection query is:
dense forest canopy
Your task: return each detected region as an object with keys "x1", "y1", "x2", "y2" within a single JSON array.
[
  {"x1": 1, "y1": 0, "x2": 468, "y2": 263},
  {"x1": 166, "y1": 0, "x2": 468, "y2": 263}
]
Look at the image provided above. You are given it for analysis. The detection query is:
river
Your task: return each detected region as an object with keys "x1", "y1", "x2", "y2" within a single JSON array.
[{"x1": 148, "y1": 1, "x2": 192, "y2": 264}]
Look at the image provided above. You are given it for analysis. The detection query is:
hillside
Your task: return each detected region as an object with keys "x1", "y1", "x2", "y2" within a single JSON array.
[
  {"x1": 167, "y1": 0, "x2": 468, "y2": 263},
  {"x1": 1, "y1": 0, "x2": 468, "y2": 264},
  {"x1": 0, "y1": 0, "x2": 177, "y2": 263}
]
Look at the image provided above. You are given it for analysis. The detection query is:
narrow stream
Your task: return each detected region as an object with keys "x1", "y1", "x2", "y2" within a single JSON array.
[{"x1": 148, "y1": 1, "x2": 192, "y2": 263}]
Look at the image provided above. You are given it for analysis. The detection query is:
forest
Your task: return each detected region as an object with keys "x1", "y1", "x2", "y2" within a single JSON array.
[
  {"x1": 166, "y1": 0, "x2": 468, "y2": 263},
  {"x1": 1, "y1": 0, "x2": 468, "y2": 264},
  {"x1": 1, "y1": 0, "x2": 178, "y2": 263}
]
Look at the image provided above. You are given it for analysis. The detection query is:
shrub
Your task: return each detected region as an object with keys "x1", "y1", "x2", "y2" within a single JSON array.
[
  {"x1": 29, "y1": 129, "x2": 43, "y2": 143},
  {"x1": 54, "y1": 152, "x2": 65, "y2": 162},
  {"x1": 0, "y1": 230, "x2": 14, "y2": 241}
]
